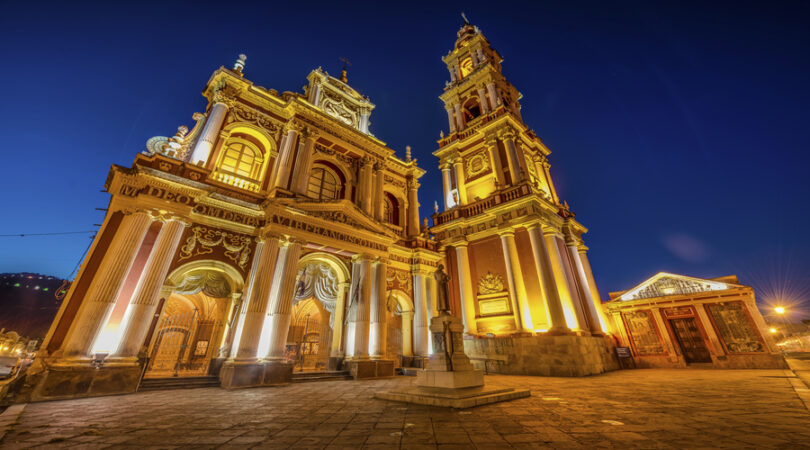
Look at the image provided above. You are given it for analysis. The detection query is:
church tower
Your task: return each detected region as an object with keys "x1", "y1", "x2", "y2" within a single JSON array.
[{"x1": 431, "y1": 19, "x2": 609, "y2": 339}]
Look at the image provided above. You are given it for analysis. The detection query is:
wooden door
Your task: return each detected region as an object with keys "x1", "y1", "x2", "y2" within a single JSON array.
[{"x1": 669, "y1": 318, "x2": 712, "y2": 363}]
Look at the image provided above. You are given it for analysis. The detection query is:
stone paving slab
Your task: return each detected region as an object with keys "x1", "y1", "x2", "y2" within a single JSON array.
[{"x1": 1, "y1": 369, "x2": 809, "y2": 449}]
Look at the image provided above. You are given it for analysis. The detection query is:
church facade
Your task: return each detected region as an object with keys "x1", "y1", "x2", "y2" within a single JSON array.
[{"x1": 26, "y1": 22, "x2": 620, "y2": 401}]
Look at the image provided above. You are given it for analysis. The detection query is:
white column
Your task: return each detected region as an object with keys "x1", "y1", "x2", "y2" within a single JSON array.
[
  {"x1": 359, "y1": 109, "x2": 371, "y2": 133},
  {"x1": 477, "y1": 88, "x2": 490, "y2": 114},
  {"x1": 229, "y1": 238, "x2": 264, "y2": 358},
  {"x1": 61, "y1": 211, "x2": 153, "y2": 358},
  {"x1": 446, "y1": 107, "x2": 456, "y2": 133},
  {"x1": 264, "y1": 240, "x2": 303, "y2": 360},
  {"x1": 292, "y1": 133, "x2": 316, "y2": 195},
  {"x1": 272, "y1": 127, "x2": 299, "y2": 190},
  {"x1": 189, "y1": 102, "x2": 228, "y2": 165},
  {"x1": 577, "y1": 249, "x2": 609, "y2": 332},
  {"x1": 412, "y1": 271, "x2": 429, "y2": 356},
  {"x1": 233, "y1": 237, "x2": 280, "y2": 361},
  {"x1": 543, "y1": 229, "x2": 581, "y2": 331},
  {"x1": 499, "y1": 231, "x2": 533, "y2": 332},
  {"x1": 369, "y1": 259, "x2": 388, "y2": 358},
  {"x1": 486, "y1": 140, "x2": 505, "y2": 187},
  {"x1": 350, "y1": 255, "x2": 373, "y2": 358},
  {"x1": 455, "y1": 243, "x2": 477, "y2": 334},
  {"x1": 453, "y1": 159, "x2": 468, "y2": 205},
  {"x1": 407, "y1": 178, "x2": 420, "y2": 236},
  {"x1": 526, "y1": 225, "x2": 568, "y2": 333},
  {"x1": 373, "y1": 164, "x2": 385, "y2": 221},
  {"x1": 359, "y1": 158, "x2": 374, "y2": 215},
  {"x1": 441, "y1": 165, "x2": 452, "y2": 209},
  {"x1": 568, "y1": 244, "x2": 603, "y2": 334},
  {"x1": 454, "y1": 103, "x2": 465, "y2": 131},
  {"x1": 694, "y1": 305, "x2": 724, "y2": 356},
  {"x1": 115, "y1": 218, "x2": 187, "y2": 358},
  {"x1": 501, "y1": 132, "x2": 522, "y2": 183},
  {"x1": 486, "y1": 83, "x2": 498, "y2": 110}
]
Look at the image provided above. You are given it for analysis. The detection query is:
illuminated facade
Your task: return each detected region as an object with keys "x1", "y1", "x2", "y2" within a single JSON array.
[
  {"x1": 25, "y1": 21, "x2": 622, "y2": 400},
  {"x1": 606, "y1": 273, "x2": 787, "y2": 369}
]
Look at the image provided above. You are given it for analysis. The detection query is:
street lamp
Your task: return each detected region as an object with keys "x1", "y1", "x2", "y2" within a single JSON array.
[{"x1": 775, "y1": 306, "x2": 785, "y2": 315}]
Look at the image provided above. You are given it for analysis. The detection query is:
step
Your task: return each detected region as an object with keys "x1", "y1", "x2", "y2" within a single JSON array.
[
  {"x1": 139, "y1": 376, "x2": 221, "y2": 391},
  {"x1": 291, "y1": 371, "x2": 352, "y2": 383}
]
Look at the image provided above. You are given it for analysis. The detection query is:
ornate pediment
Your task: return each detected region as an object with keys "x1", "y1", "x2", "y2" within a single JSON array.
[{"x1": 619, "y1": 272, "x2": 731, "y2": 301}]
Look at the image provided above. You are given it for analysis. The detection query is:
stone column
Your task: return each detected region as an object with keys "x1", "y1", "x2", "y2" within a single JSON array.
[
  {"x1": 233, "y1": 236, "x2": 280, "y2": 361},
  {"x1": 441, "y1": 165, "x2": 452, "y2": 209},
  {"x1": 486, "y1": 138, "x2": 506, "y2": 187},
  {"x1": 452, "y1": 159, "x2": 468, "y2": 205},
  {"x1": 567, "y1": 243, "x2": 604, "y2": 334},
  {"x1": 349, "y1": 255, "x2": 373, "y2": 358},
  {"x1": 272, "y1": 125, "x2": 300, "y2": 190},
  {"x1": 359, "y1": 108, "x2": 371, "y2": 134},
  {"x1": 577, "y1": 249, "x2": 609, "y2": 332},
  {"x1": 454, "y1": 103, "x2": 465, "y2": 131},
  {"x1": 264, "y1": 240, "x2": 303, "y2": 360},
  {"x1": 373, "y1": 164, "x2": 385, "y2": 221},
  {"x1": 499, "y1": 231, "x2": 533, "y2": 332},
  {"x1": 501, "y1": 131, "x2": 523, "y2": 182},
  {"x1": 189, "y1": 101, "x2": 229, "y2": 165},
  {"x1": 486, "y1": 83, "x2": 498, "y2": 110},
  {"x1": 228, "y1": 238, "x2": 264, "y2": 358},
  {"x1": 369, "y1": 259, "x2": 388, "y2": 358},
  {"x1": 526, "y1": 225, "x2": 568, "y2": 333},
  {"x1": 543, "y1": 229, "x2": 580, "y2": 331},
  {"x1": 445, "y1": 107, "x2": 456, "y2": 133},
  {"x1": 477, "y1": 87, "x2": 490, "y2": 114},
  {"x1": 291, "y1": 131, "x2": 317, "y2": 195},
  {"x1": 359, "y1": 158, "x2": 374, "y2": 215},
  {"x1": 412, "y1": 271, "x2": 429, "y2": 356},
  {"x1": 61, "y1": 210, "x2": 153, "y2": 358},
  {"x1": 407, "y1": 178, "x2": 420, "y2": 236},
  {"x1": 219, "y1": 292, "x2": 243, "y2": 357},
  {"x1": 650, "y1": 308, "x2": 678, "y2": 357},
  {"x1": 454, "y1": 243, "x2": 477, "y2": 334},
  {"x1": 115, "y1": 218, "x2": 187, "y2": 358},
  {"x1": 330, "y1": 281, "x2": 350, "y2": 357},
  {"x1": 401, "y1": 311, "x2": 414, "y2": 357}
]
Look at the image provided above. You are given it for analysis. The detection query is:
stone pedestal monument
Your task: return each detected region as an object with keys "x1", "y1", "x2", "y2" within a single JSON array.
[{"x1": 375, "y1": 265, "x2": 529, "y2": 408}]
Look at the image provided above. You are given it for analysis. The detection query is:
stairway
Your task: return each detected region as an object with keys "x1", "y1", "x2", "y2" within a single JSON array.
[
  {"x1": 138, "y1": 376, "x2": 221, "y2": 391},
  {"x1": 291, "y1": 370, "x2": 352, "y2": 383}
]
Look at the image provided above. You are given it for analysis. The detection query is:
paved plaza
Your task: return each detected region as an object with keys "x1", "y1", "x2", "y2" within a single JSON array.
[{"x1": 1, "y1": 369, "x2": 809, "y2": 449}]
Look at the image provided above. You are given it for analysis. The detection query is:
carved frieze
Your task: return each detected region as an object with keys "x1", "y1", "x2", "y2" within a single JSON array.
[{"x1": 179, "y1": 226, "x2": 253, "y2": 269}]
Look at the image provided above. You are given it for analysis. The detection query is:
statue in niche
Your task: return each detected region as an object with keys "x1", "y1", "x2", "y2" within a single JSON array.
[{"x1": 434, "y1": 264, "x2": 451, "y2": 314}]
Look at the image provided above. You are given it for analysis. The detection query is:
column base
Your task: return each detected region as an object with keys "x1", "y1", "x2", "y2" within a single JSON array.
[
  {"x1": 345, "y1": 359, "x2": 395, "y2": 379},
  {"x1": 24, "y1": 360, "x2": 143, "y2": 402},
  {"x1": 416, "y1": 368, "x2": 484, "y2": 389},
  {"x1": 219, "y1": 360, "x2": 292, "y2": 389}
]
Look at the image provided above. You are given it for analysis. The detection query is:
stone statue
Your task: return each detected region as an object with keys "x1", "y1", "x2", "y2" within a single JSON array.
[{"x1": 434, "y1": 264, "x2": 451, "y2": 313}]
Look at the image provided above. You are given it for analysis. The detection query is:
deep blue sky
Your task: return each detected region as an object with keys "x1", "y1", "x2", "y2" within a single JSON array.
[{"x1": 1, "y1": 1, "x2": 808, "y2": 319}]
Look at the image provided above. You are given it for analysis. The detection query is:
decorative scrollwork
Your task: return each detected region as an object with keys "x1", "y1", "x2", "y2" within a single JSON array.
[
  {"x1": 478, "y1": 271, "x2": 505, "y2": 294},
  {"x1": 178, "y1": 226, "x2": 252, "y2": 269}
]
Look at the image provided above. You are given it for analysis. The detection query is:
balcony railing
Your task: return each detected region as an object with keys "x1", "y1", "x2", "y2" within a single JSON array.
[
  {"x1": 211, "y1": 171, "x2": 261, "y2": 193},
  {"x1": 433, "y1": 183, "x2": 532, "y2": 226},
  {"x1": 437, "y1": 107, "x2": 507, "y2": 148}
]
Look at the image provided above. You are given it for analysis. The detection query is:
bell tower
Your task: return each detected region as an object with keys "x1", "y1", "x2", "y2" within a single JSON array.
[
  {"x1": 436, "y1": 18, "x2": 557, "y2": 209},
  {"x1": 432, "y1": 19, "x2": 608, "y2": 340}
]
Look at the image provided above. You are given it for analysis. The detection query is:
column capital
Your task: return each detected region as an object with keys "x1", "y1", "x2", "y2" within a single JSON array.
[
  {"x1": 283, "y1": 121, "x2": 303, "y2": 134},
  {"x1": 374, "y1": 256, "x2": 389, "y2": 266},
  {"x1": 497, "y1": 228, "x2": 516, "y2": 238},
  {"x1": 453, "y1": 240, "x2": 469, "y2": 248},
  {"x1": 352, "y1": 253, "x2": 375, "y2": 263}
]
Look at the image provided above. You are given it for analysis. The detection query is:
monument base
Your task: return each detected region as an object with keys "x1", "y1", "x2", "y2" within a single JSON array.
[
  {"x1": 219, "y1": 360, "x2": 292, "y2": 389},
  {"x1": 344, "y1": 359, "x2": 395, "y2": 379},
  {"x1": 375, "y1": 384, "x2": 530, "y2": 409},
  {"x1": 416, "y1": 368, "x2": 483, "y2": 389}
]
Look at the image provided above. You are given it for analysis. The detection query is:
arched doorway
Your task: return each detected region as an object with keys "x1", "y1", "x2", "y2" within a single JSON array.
[
  {"x1": 144, "y1": 261, "x2": 243, "y2": 379},
  {"x1": 287, "y1": 253, "x2": 349, "y2": 372}
]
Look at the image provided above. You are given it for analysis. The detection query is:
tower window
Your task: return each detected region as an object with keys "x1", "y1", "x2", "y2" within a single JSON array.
[
  {"x1": 463, "y1": 97, "x2": 482, "y2": 121},
  {"x1": 307, "y1": 165, "x2": 341, "y2": 200}
]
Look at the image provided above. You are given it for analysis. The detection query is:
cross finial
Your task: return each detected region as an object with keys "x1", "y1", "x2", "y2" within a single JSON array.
[
  {"x1": 339, "y1": 57, "x2": 352, "y2": 83},
  {"x1": 233, "y1": 54, "x2": 246, "y2": 75},
  {"x1": 461, "y1": 12, "x2": 470, "y2": 25}
]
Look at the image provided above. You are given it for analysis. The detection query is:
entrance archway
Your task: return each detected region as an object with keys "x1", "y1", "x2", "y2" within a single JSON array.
[
  {"x1": 388, "y1": 290, "x2": 414, "y2": 366},
  {"x1": 144, "y1": 260, "x2": 244, "y2": 379},
  {"x1": 287, "y1": 252, "x2": 349, "y2": 371}
]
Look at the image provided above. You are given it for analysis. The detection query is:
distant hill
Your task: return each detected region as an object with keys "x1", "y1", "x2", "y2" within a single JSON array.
[{"x1": 0, "y1": 273, "x2": 66, "y2": 341}]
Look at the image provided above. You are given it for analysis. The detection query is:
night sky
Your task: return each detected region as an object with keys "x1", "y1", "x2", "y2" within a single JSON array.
[{"x1": 2, "y1": 1, "x2": 808, "y2": 320}]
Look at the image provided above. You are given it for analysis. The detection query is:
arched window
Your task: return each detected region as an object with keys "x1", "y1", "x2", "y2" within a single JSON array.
[
  {"x1": 218, "y1": 137, "x2": 262, "y2": 180},
  {"x1": 307, "y1": 165, "x2": 341, "y2": 200},
  {"x1": 383, "y1": 192, "x2": 400, "y2": 226},
  {"x1": 463, "y1": 97, "x2": 482, "y2": 121}
]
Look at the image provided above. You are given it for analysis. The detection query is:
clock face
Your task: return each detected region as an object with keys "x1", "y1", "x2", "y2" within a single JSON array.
[{"x1": 459, "y1": 57, "x2": 474, "y2": 78}]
